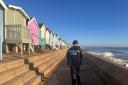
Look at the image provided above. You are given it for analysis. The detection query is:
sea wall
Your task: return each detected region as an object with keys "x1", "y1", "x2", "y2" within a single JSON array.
[{"x1": 85, "y1": 53, "x2": 128, "y2": 85}]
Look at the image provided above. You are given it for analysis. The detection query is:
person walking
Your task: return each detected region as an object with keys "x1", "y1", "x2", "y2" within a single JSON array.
[{"x1": 66, "y1": 40, "x2": 83, "y2": 85}]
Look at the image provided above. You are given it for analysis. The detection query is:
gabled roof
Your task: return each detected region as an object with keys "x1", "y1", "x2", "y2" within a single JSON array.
[
  {"x1": 0, "y1": 0, "x2": 7, "y2": 9},
  {"x1": 50, "y1": 31, "x2": 54, "y2": 36},
  {"x1": 46, "y1": 28, "x2": 52, "y2": 33},
  {"x1": 28, "y1": 17, "x2": 39, "y2": 29},
  {"x1": 38, "y1": 23, "x2": 45, "y2": 29},
  {"x1": 46, "y1": 28, "x2": 49, "y2": 31},
  {"x1": 55, "y1": 34, "x2": 58, "y2": 37},
  {"x1": 52, "y1": 32, "x2": 55, "y2": 35},
  {"x1": 8, "y1": 5, "x2": 30, "y2": 19}
]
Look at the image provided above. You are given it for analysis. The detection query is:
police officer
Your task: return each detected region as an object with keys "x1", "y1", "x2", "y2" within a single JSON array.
[{"x1": 66, "y1": 40, "x2": 83, "y2": 85}]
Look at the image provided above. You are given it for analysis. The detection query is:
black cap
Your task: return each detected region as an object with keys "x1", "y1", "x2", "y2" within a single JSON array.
[{"x1": 72, "y1": 40, "x2": 79, "y2": 44}]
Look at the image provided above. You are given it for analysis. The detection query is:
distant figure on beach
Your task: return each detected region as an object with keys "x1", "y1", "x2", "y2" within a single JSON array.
[{"x1": 66, "y1": 40, "x2": 83, "y2": 85}]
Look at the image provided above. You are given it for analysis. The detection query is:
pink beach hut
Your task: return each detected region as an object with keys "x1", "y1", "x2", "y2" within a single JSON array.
[{"x1": 27, "y1": 17, "x2": 39, "y2": 46}]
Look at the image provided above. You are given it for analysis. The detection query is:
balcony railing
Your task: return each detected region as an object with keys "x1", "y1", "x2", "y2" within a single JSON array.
[{"x1": 5, "y1": 25, "x2": 32, "y2": 43}]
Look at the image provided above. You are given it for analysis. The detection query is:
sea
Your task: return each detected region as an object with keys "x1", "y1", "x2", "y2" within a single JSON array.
[{"x1": 82, "y1": 47, "x2": 128, "y2": 66}]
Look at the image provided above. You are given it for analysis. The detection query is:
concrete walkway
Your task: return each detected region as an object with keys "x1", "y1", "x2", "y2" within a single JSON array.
[{"x1": 45, "y1": 57, "x2": 106, "y2": 85}]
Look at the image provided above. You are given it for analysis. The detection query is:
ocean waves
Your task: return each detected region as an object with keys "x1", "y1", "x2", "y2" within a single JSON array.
[
  {"x1": 86, "y1": 51, "x2": 128, "y2": 68},
  {"x1": 84, "y1": 47, "x2": 128, "y2": 68}
]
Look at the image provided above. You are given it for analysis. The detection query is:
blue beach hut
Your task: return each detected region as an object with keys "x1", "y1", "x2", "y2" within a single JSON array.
[{"x1": 0, "y1": 0, "x2": 7, "y2": 60}]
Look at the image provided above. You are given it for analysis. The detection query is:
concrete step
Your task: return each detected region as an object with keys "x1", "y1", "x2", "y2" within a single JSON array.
[
  {"x1": 0, "y1": 65, "x2": 29, "y2": 84},
  {"x1": 27, "y1": 51, "x2": 60, "y2": 62},
  {"x1": 41, "y1": 53, "x2": 65, "y2": 78},
  {"x1": 0, "y1": 59, "x2": 24, "y2": 73},
  {"x1": 32, "y1": 52, "x2": 61, "y2": 68},
  {"x1": 1, "y1": 70, "x2": 36, "y2": 85},
  {"x1": 33, "y1": 56, "x2": 51, "y2": 68},
  {"x1": 43, "y1": 55, "x2": 64, "y2": 78},
  {"x1": 0, "y1": 50, "x2": 67, "y2": 85},
  {"x1": 24, "y1": 75, "x2": 41, "y2": 85},
  {"x1": 37, "y1": 52, "x2": 63, "y2": 72},
  {"x1": 27, "y1": 54, "x2": 47, "y2": 63}
]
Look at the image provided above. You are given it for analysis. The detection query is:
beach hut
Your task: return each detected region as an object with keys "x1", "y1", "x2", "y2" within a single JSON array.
[
  {"x1": 60, "y1": 39, "x2": 64, "y2": 49},
  {"x1": 38, "y1": 24, "x2": 45, "y2": 46},
  {"x1": 55, "y1": 34, "x2": 60, "y2": 50},
  {"x1": 4, "y1": 5, "x2": 32, "y2": 55},
  {"x1": 38, "y1": 23, "x2": 46, "y2": 50},
  {"x1": 62, "y1": 40, "x2": 64, "y2": 48},
  {"x1": 52, "y1": 33, "x2": 58, "y2": 50},
  {"x1": 59, "y1": 38, "x2": 63, "y2": 49},
  {"x1": 27, "y1": 17, "x2": 40, "y2": 52},
  {"x1": 0, "y1": 0, "x2": 7, "y2": 60},
  {"x1": 38, "y1": 23, "x2": 46, "y2": 41},
  {"x1": 54, "y1": 34, "x2": 57, "y2": 47},
  {"x1": 45, "y1": 28, "x2": 50, "y2": 45},
  {"x1": 63, "y1": 41, "x2": 66, "y2": 48},
  {"x1": 64, "y1": 41, "x2": 67, "y2": 48},
  {"x1": 49, "y1": 31, "x2": 54, "y2": 49},
  {"x1": 54, "y1": 34, "x2": 58, "y2": 48},
  {"x1": 59, "y1": 38, "x2": 61, "y2": 49},
  {"x1": 46, "y1": 28, "x2": 54, "y2": 50}
]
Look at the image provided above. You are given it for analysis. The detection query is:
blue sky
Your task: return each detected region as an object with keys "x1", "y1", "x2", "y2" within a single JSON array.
[{"x1": 4, "y1": 0, "x2": 128, "y2": 47}]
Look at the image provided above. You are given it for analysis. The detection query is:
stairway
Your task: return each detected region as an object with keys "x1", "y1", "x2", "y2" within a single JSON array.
[
  {"x1": 0, "y1": 49, "x2": 67, "y2": 85},
  {"x1": 0, "y1": 59, "x2": 38, "y2": 85},
  {"x1": 27, "y1": 50, "x2": 66, "y2": 78}
]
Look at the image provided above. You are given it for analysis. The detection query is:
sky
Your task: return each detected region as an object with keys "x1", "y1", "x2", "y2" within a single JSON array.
[{"x1": 4, "y1": 0, "x2": 128, "y2": 47}]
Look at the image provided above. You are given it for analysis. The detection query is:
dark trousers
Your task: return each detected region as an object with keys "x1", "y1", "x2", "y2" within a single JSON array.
[{"x1": 70, "y1": 66, "x2": 81, "y2": 85}]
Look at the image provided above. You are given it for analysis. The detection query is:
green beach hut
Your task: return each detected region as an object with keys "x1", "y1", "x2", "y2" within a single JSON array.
[{"x1": 38, "y1": 24, "x2": 45, "y2": 46}]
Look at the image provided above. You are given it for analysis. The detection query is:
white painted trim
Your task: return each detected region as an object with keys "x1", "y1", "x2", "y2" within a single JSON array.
[
  {"x1": 28, "y1": 17, "x2": 34, "y2": 24},
  {"x1": 8, "y1": 5, "x2": 30, "y2": 19},
  {"x1": 33, "y1": 17, "x2": 40, "y2": 29},
  {"x1": 0, "y1": 0, "x2": 7, "y2": 9}
]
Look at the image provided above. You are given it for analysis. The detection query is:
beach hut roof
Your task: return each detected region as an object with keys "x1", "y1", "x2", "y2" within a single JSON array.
[
  {"x1": 55, "y1": 34, "x2": 59, "y2": 37},
  {"x1": 38, "y1": 23, "x2": 44, "y2": 28},
  {"x1": 46, "y1": 28, "x2": 50, "y2": 34},
  {"x1": 28, "y1": 17, "x2": 39, "y2": 28},
  {"x1": 52, "y1": 32, "x2": 55, "y2": 35},
  {"x1": 0, "y1": 0, "x2": 7, "y2": 9},
  {"x1": 50, "y1": 30, "x2": 56, "y2": 35},
  {"x1": 50, "y1": 30, "x2": 53, "y2": 34},
  {"x1": 52, "y1": 33, "x2": 56, "y2": 37},
  {"x1": 8, "y1": 5, "x2": 30, "y2": 19},
  {"x1": 51, "y1": 32, "x2": 54, "y2": 36},
  {"x1": 46, "y1": 28, "x2": 49, "y2": 31},
  {"x1": 56, "y1": 34, "x2": 58, "y2": 37},
  {"x1": 46, "y1": 28, "x2": 52, "y2": 32}
]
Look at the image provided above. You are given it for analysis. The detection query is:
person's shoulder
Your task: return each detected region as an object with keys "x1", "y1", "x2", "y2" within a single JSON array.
[
  {"x1": 77, "y1": 46, "x2": 82, "y2": 51},
  {"x1": 76, "y1": 46, "x2": 81, "y2": 49}
]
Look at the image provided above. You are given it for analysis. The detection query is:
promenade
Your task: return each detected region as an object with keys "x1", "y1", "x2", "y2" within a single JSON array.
[{"x1": 45, "y1": 57, "x2": 105, "y2": 85}]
